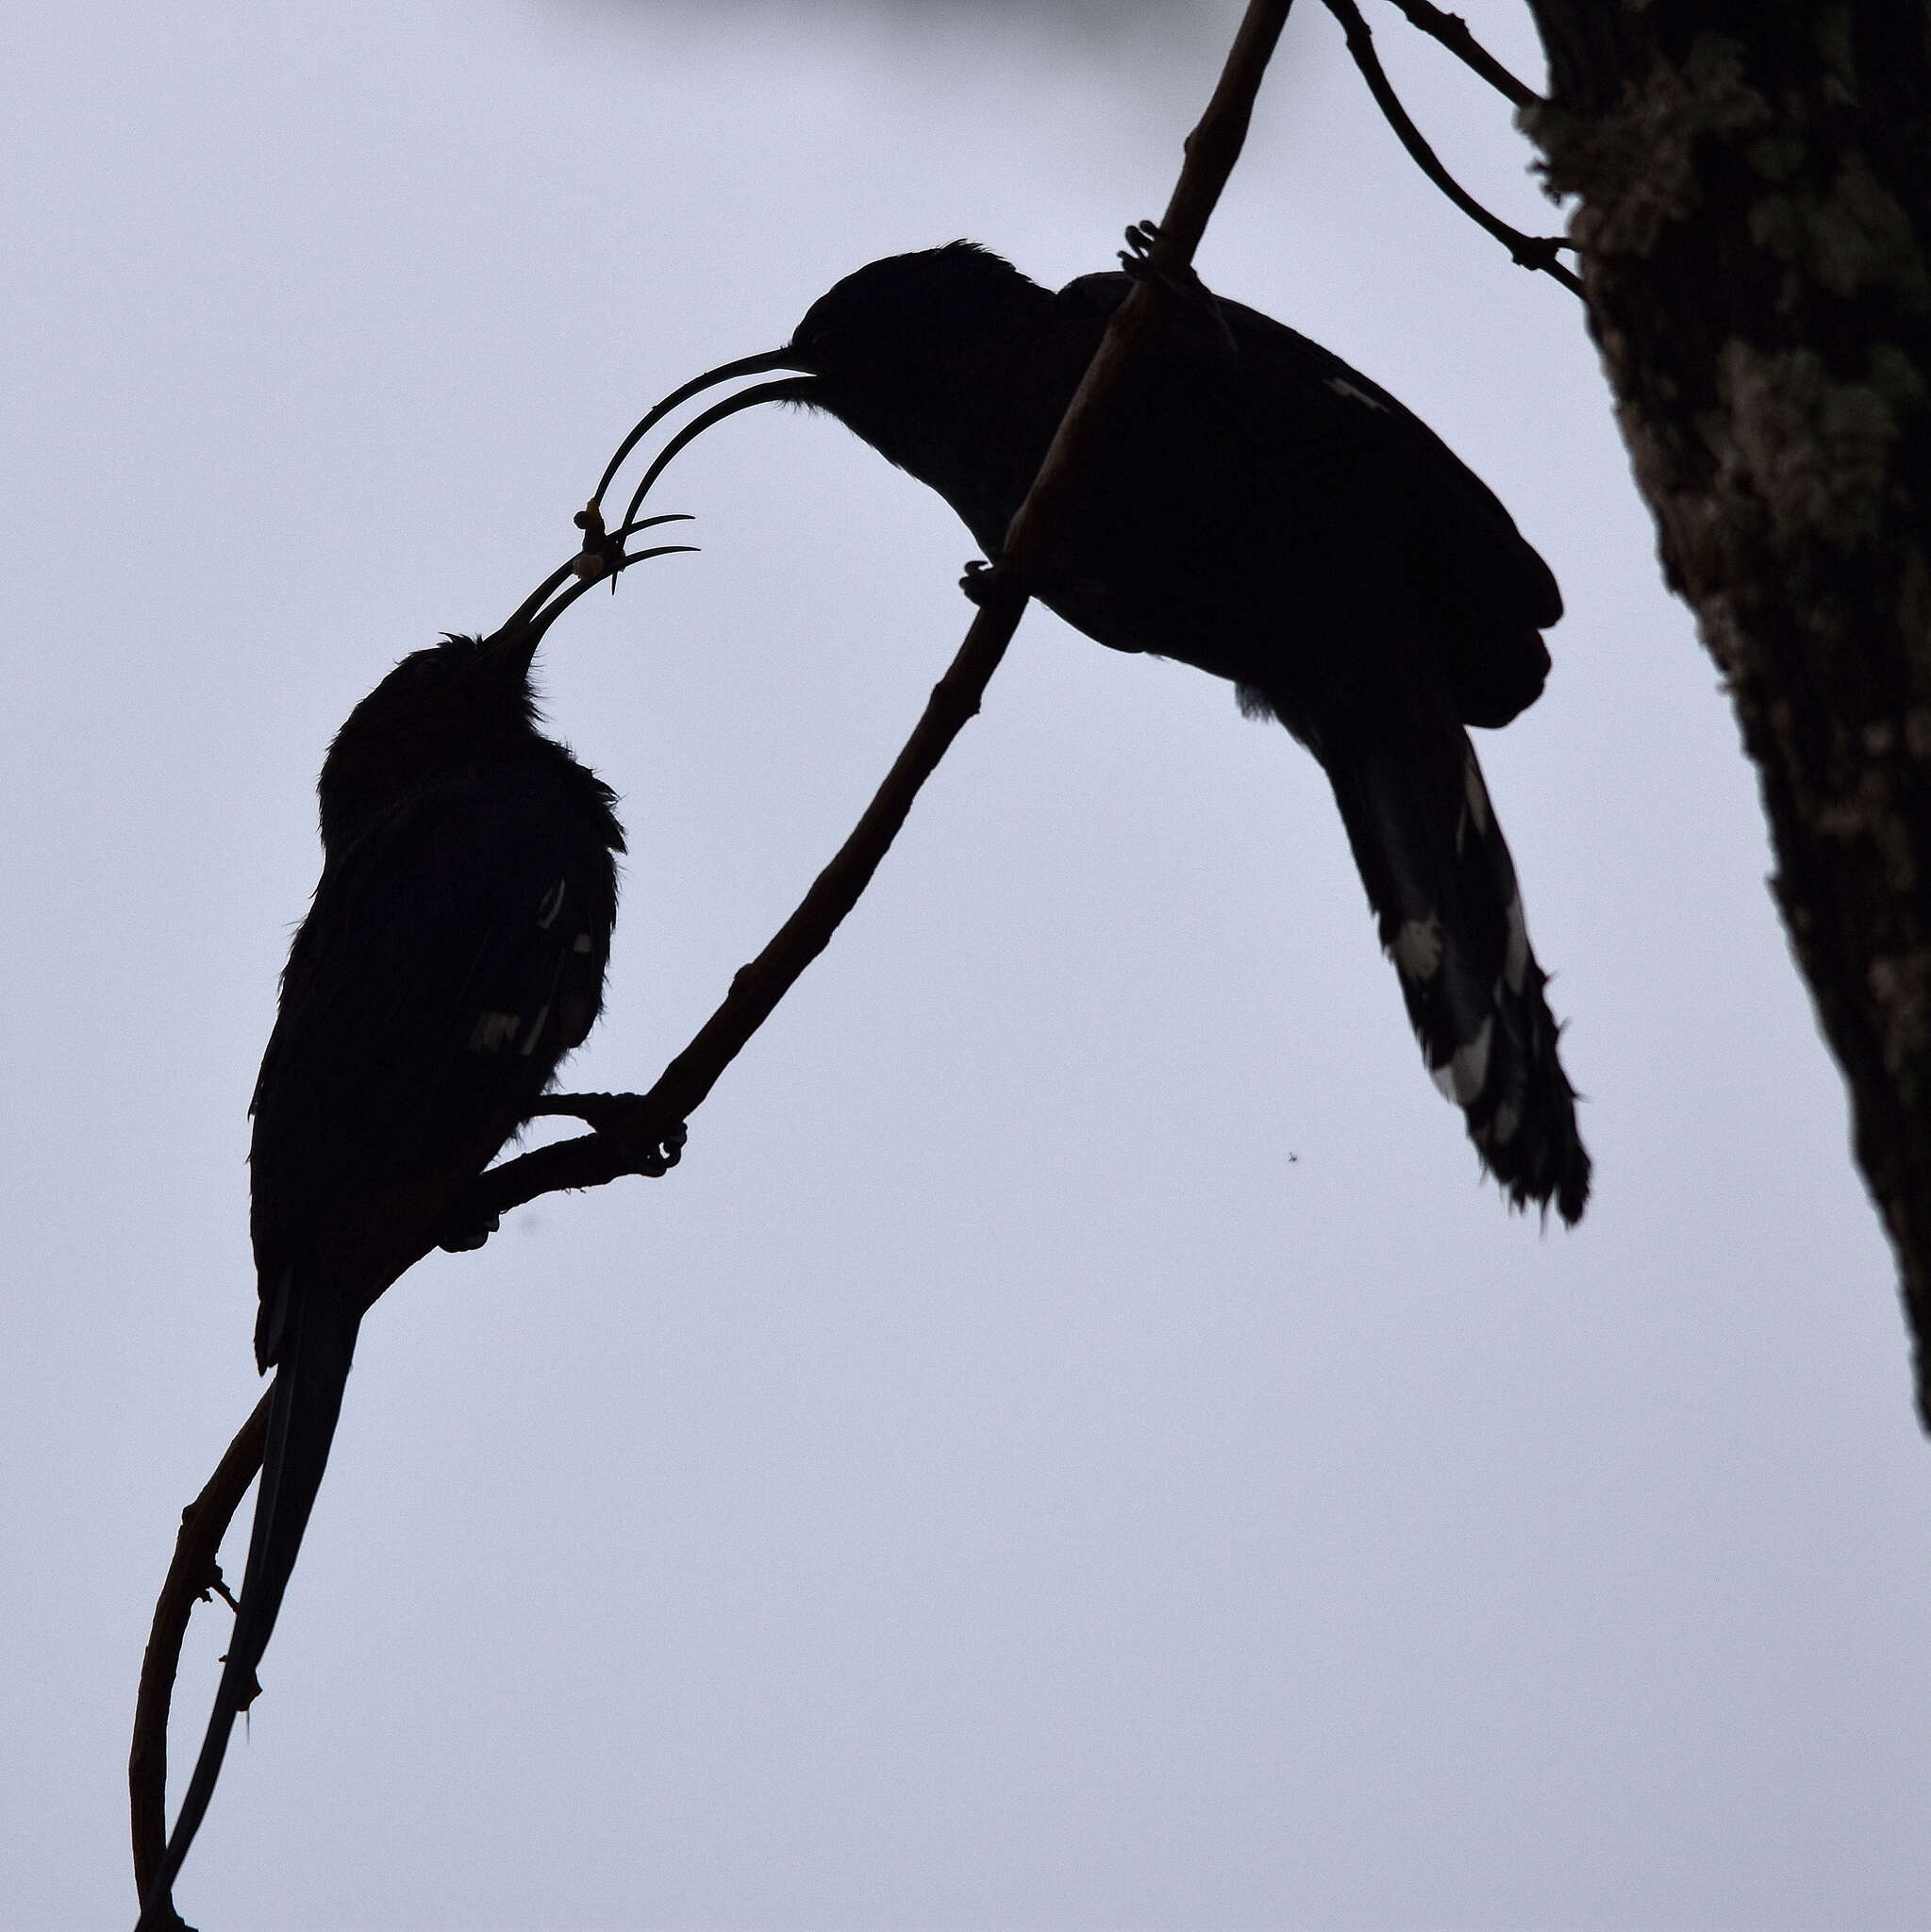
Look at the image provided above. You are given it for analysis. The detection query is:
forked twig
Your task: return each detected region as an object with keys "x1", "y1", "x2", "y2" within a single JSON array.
[
  {"x1": 1322, "y1": 0, "x2": 1583, "y2": 295},
  {"x1": 128, "y1": 1393, "x2": 272, "y2": 1929}
]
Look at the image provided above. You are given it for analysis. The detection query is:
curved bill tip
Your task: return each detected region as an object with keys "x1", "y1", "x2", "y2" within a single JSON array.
[
  {"x1": 620, "y1": 375, "x2": 814, "y2": 527},
  {"x1": 590, "y1": 347, "x2": 807, "y2": 509},
  {"x1": 520, "y1": 539, "x2": 701, "y2": 646}
]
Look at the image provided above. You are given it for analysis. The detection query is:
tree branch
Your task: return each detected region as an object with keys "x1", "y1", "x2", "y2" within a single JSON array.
[
  {"x1": 1321, "y1": 0, "x2": 1583, "y2": 295},
  {"x1": 1522, "y1": 1, "x2": 1931, "y2": 1424},
  {"x1": 1376, "y1": 0, "x2": 1540, "y2": 112},
  {"x1": 128, "y1": 1392, "x2": 273, "y2": 1931}
]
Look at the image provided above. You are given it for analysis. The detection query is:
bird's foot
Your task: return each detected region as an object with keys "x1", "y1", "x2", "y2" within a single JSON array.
[
  {"x1": 959, "y1": 555, "x2": 1031, "y2": 613},
  {"x1": 438, "y1": 1208, "x2": 501, "y2": 1254},
  {"x1": 1117, "y1": 221, "x2": 1237, "y2": 359},
  {"x1": 1118, "y1": 219, "x2": 1163, "y2": 273},
  {"x1": 534, "y1": 1091, "x2": 688, "y2": 1176}
]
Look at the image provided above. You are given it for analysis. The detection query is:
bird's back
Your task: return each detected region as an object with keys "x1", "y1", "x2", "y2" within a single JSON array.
[
  {"x1": 1027, "y1": 271, "x2": 1560, "y2": 731},
  {"x1": 250, "y1": 745, "x2": 621, "y2": 1347}
]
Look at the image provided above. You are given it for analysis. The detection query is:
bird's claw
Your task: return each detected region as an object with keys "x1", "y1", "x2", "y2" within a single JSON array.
[
  {"x1": 538, "y1": 1092, "x2": 688, "y2": 1176},
  {"x1": 1118, "y1": 220, "x2": 1162, "y2": 272},
  {"x1": 1117, "y1": 220, "x2": 1235, "y2": 360},
  {"x1": 438, "y1": 1209, "x2": 501, "y2": 1254},
  {"x1": 624, "y1": 1117, "x2": 687, "y2": 1179},
  {"x1": 959, "y1": 556, "x2": 1031, "y2": 612}
]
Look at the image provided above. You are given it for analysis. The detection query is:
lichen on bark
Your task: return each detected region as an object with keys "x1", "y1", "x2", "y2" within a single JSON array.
[{"x1": 1523, "y1": 1, "x2": 1931, "y2": 1423}]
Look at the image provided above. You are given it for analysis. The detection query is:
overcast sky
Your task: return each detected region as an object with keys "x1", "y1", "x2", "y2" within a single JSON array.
[{"x1": 7, "y1": 3, "x2": 1929, "y2": 1928}]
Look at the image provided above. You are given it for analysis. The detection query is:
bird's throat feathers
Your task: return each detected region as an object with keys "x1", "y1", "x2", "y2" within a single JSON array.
[{"x1": 317, "y1": 635, "x2": 612, "y2": 854}]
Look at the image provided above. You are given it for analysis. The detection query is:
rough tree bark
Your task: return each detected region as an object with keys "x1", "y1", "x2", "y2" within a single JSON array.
[{"x1": 1521, "y1": 1, "x2": 1931, "y2": 1422}]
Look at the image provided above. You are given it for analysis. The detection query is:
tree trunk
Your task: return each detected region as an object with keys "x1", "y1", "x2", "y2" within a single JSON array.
[{"x1": 1519, "y1": 2, "x2": 1931, "y2": 1421}]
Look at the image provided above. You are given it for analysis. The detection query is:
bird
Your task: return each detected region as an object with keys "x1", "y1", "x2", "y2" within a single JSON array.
[
  {"x1": 598, "y1": 237, "x2": 1590, "y2": 1224},
  {"x1": 136, "y1": 534, "x2": 688, "y2": 1927}
]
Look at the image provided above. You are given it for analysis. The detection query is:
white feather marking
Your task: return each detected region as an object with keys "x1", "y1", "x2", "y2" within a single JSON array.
[
  {"x1": 572, "y1": 932, "x2": 593, "y2": 954},
  {"x1": 468, "y1": 1010, "x2": 522, "y2": 1053},
  {"x1": 536, "y1": 880, "x2": 568, "y2": 930},
  {"x1": 1487, "y1": 1099, "x2": 1521, "y2": 1146},
  {"x1": 1504, "y1": 891, "x2": 1530, "y2": 994},
  {"x1": 1326, "y1": 375, "x2": 1387, "y2": 411},
  {"x1": 519, "y1": 1004, "x2": 552, "y2": 1056},
  {"x1": 1391, "y1": 915, "x2": 1444, "y2": 983},
  {"x1": 1432, "y1": 1016, "x2": 1494, "y2": 1107}
]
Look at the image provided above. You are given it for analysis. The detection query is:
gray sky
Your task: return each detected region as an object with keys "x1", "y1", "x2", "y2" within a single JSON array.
[{"x1": 6, "y1": 3, "x2": 1928, "y2": 1927}]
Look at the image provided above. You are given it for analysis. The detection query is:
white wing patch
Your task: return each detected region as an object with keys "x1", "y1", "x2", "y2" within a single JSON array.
[
  {"x1": 1326, "y1": 375, "x2": 1388, "y2": 412},
  {"x1": 572, "y1": 931, "x2": 593, "y2": 954},
  {"x1": 519, "y1": 1004, "x2": 552, "y2": 1056},
  {"x1": 1391, "y1": 914, "x2": 1444, "y2": 983},
  {"x1": 468, "y1": 1010, "x2": 522, "y2": 1053},
  {"x1": 1432, "y1": 1016, "x2": 1494, "y2": 1107}
]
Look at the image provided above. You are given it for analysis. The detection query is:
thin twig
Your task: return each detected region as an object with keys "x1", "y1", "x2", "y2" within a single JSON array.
[
  {"x1": 1376, "y1": 0, "x2": 1540, "y2": 111},
  {"x1": 1321, "y1": 0, "x2": 1583, "y2": 296},
  {"x1": 458, "y1": 0, "x2": 1301, "y2": 1225},
  {"x1": 129, "y1": 1392, "x2": 273, "y2": 1931}
]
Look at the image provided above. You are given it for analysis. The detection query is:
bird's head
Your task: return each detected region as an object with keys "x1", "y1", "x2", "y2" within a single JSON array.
[
  {"x1": 594, "y1": 243, "x2": 1052, "y2": 522},
  {"x1": 314, "y1": 520, "x2": 691, "y2": 850},
  {"x1": 317, "y1": 630, "x2": 546, "y2": 847},
  {"x1": 791, "y1": 242, "x2": 1042, "y2": 393}
]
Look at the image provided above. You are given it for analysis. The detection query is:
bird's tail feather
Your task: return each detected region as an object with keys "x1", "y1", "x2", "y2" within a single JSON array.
[
  {"x1": 134, "y1": 1281, "x2": 361, "y2": 1930},
  {"x1": 1318, "y1": 717, "x2": 1590, "y2": 1224}
]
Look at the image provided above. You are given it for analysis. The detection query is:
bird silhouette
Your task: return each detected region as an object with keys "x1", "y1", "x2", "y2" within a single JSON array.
[
  {"x1": 603, "y1": 240, "x2": 1590, "y2": 1222},
  {"x1": 138, "y1": 526, "x2": 690, "y2": 1928}
]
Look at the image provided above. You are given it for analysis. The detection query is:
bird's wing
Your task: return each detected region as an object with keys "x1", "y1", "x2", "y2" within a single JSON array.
[
  {"x1": 1225, "y1": 295, "x2": 1559, "y2": 620},
  {"x1": 1055, "y1": 272, "x2": 1560, "y2": 724},
  {"x1": 249, "y1": 762, "x2": 618, "y2": 1302},
  {"x1": 1057, "y1": 270, "x2": 1557, "y2": 611}
]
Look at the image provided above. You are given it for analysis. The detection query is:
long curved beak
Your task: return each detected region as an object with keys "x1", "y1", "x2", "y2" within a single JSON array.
[
  {"x1": 618, "y1": 375, "x2": 816, "y2": 526},
  {"x1": 590, "y1": 346, "x2": 814, "y2": 514}
]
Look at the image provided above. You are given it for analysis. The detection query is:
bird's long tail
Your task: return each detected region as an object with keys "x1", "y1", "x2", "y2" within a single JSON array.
[
  {"x1": 1317, "y1": 715, "x2": 1590, "y2": 1224},
  {"x1": 134, "y1": 1281, "x2": 361, "y2": 1930}
]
